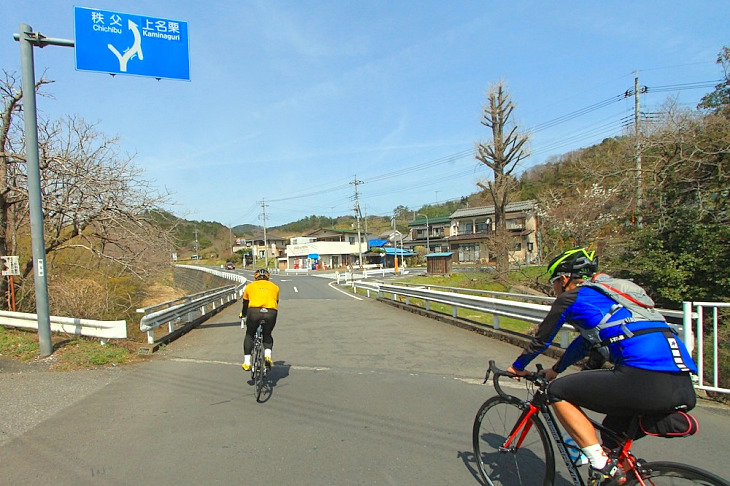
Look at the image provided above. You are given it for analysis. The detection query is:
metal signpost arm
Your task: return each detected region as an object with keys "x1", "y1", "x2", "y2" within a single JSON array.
[{"x1": 15, "y1": 24, "x2": 74, "y2": 357}]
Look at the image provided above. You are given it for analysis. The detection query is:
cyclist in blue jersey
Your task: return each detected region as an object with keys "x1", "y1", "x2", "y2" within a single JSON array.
[{"x1": 507, "y1": 248, "x2": 697, "y2": 486}]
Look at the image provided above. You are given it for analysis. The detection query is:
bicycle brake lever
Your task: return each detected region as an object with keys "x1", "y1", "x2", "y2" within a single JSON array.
[{"x1": 483, "y1": 368, "x2": 492, "y2": 384}]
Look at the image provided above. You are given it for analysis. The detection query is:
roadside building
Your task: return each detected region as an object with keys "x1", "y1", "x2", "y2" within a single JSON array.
[
  {"x1": 285, "y1": 228, "x2": 369, "y2": 270},
  {"x1": 406, "y1": 215, "x2": 452, "y2": 254},
  {"x1": 426, "y1": 252, "x2": 454, "y2": 275},
  {"x1": 232, "y1": 233, "x2": 287, "y2": 265},
  {"x1": 447, "y1": 200, "x2": 538, "y2": 264}
]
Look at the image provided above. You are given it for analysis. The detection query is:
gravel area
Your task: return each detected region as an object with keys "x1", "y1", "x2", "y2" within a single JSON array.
[{"x1": 0, "y1": 358, "x2": 129, "y2": 444}]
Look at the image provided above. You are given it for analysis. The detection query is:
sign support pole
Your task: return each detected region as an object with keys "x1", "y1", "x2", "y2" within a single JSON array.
[{"x1": 16, "y1": 24, "x2": 74, "y2": 357}]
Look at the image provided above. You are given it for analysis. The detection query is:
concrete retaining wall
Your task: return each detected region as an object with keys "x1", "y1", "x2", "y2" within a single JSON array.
[{"x1": 173, "y1": 266, "x2": 232, "y2": 294}]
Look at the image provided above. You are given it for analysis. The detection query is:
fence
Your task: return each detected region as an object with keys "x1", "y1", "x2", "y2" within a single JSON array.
[
  {"x1": 687, "y1": 302, "x2": 730, "y2": 395},
  {"x1": 352, "y1": 280, "x2": 728, "y2": 395}
]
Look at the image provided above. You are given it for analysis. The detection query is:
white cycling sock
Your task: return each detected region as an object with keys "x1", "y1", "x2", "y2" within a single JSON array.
[
  {"x1": 265, "y1": 349, "x2": 272, "y2": 359},
  {"x1": 244, "y1": 355, "x2": 251, "y2": 366},
  {"x1": 582, "y1": 444, "x2": 608, "y2": 469}
]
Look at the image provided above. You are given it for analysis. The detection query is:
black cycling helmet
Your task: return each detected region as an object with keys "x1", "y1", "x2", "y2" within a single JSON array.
[
  {"x1": 547, "y1": 248, "x2": 598, "y2": 280},
  {"x1": 254, "y1": 268, "x2": 270, "y2": 280}
]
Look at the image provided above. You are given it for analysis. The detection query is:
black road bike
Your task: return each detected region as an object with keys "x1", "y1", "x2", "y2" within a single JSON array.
[
  {"x1": 472, "y1": 361, "x2": 728, "y2": 486},
  {"x1": 246, "y1": 319, "x2": 268, "y2": 402}
]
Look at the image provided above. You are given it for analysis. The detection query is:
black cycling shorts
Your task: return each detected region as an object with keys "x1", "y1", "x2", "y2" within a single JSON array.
[{"x1": 547, "y1": 365, "x2": 696, "y2": 416}]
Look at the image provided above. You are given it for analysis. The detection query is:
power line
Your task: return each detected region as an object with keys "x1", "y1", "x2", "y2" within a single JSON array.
[{"x1": 250, "y1": 74, "x2": 722, "y2": 222}]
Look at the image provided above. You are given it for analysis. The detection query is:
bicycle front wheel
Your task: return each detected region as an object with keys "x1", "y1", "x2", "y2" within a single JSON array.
[
  {"x1": 473, "y1": 396, "x2": 555, "y2": 486},
  {"x1": 627, "y1": 461, "x2": 729, "y2": 486}
]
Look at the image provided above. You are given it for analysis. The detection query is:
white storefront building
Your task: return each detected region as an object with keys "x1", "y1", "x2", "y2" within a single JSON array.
[{"x1": 285, "y1": 240, "x2": 362, "y2": 270}]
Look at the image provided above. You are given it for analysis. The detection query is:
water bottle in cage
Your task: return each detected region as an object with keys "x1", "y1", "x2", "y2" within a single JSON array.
[{"x1": 564, "y1": 436, "x2": 589, "y2": 466}]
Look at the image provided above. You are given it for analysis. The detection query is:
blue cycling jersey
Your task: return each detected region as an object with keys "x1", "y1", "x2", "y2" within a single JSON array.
[{"x1": 512, "y1": 284, "x2": 697, "y2": 374}]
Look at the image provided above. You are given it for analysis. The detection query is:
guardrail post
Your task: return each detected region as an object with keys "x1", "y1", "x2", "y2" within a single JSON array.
[
  {"x1": 147, "y1": 330, "x2": 155, "y2": 344},
  {"x1": 405, "y1": 296, "x2": 410, "y2": 305},
  {"x1": 452, "y1": 305, "x2": 457, "y2": 318},
  {"x1": 560, "y1": 329, "x2": 570, "y2": 348},
  {"x1": 493, "y1": 314, "x2": 500, "y2": 330},
  {"x1": 696, "y1": 305, "x2": 705, "y2": 388},
  {"x1": 682, "y1": 301, "x2": 694, "y2": 354},
  {"x1": 425, "y1": 299, "x2": 431, "y2": 311}
]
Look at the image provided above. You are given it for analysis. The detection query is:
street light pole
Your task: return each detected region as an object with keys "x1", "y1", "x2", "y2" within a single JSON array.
[{"x1": 418, "y1": 213, "x2": 429, "y2": 254}]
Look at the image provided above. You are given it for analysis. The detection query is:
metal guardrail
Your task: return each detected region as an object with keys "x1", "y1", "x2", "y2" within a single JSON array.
[
  {"x1": 393, "y1": 281, "x2": 555, "y2": 303},
  {"x1": 0, "y1": 310, "x2": 126, "y2": 344},
  {"x1": 352, "y1": 281, "x2": 728, "y2": 395},
  {"x1": 137, "y1": 265, "x2": 247, "y2": 345}
]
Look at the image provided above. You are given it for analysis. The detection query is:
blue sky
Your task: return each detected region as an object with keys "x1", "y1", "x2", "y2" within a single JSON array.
[{"x1": 3, "y1": 1, "x2": 728, "y2": 228}]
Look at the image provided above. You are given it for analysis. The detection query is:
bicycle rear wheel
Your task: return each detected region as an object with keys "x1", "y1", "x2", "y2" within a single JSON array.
[
  {"x1": 473, "y1": 396, "x2": 555, "y2": 486},
  {"x1": 253, "y1": 342, "x2": 265, "y2": 402},
  {"x1": 626, "y1": 461, "x2": 729, "y2": 486}
]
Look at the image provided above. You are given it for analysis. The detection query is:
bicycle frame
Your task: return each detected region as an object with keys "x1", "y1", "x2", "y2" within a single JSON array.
[{"x1": 488, "y1": 362, "x2": 644, "y2": 486}]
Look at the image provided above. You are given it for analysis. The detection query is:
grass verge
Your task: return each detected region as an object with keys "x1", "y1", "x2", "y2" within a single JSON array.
[{"x1": 0, "y1": 325, "x2": 149, "y2": 371}]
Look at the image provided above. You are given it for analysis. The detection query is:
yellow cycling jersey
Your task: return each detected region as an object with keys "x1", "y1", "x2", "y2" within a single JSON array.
[{"x1": 242, "y1": 279, "x2": 279, "y2": 310}]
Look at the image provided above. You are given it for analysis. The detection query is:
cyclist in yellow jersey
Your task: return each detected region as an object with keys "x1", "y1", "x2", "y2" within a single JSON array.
[{"x1": 239, "y1": 268, "x2": 279, "y2": 371}]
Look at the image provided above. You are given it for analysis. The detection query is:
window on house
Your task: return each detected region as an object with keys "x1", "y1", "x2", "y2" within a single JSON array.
[
  {"x1": 458, "y1": 243, "x2": 480, "y2": 261},
  {"x1": 507, "y1": 218, "x2": 525, "y2": 231}
]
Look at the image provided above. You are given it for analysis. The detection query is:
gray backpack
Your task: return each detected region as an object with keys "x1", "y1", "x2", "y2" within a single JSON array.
[
  {"x1": 583, "y1": 273, "x2": 665, "y2": 323},
  {"x1": 579, "y1": 273, "x2": 667, "y2": 359}
]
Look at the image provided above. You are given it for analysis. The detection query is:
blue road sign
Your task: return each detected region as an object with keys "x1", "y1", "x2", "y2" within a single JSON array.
[{"x1": 74, "y1": 7, "x2": 190, "y2": 81}]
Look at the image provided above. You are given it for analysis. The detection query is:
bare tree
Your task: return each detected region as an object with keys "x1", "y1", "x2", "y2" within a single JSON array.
[
  {"x1": 476, "y1": 82, "x2": 529, "y2": 276},
  {"x1": 1, "y1": 73, "x2": 177, "y2": 312}
]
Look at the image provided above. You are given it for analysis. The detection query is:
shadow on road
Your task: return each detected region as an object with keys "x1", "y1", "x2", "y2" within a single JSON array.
[
  {"x1": 245, "y1": 361, "x2": 292, "y2": 403},
  {"x1": 457, "y1": 449, "x2": 484, "y2": 484}
]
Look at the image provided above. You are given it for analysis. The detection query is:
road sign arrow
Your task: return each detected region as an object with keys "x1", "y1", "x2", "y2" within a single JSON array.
[{"x1": 107, "y1": 19, "x2": 143, "y2": 72}]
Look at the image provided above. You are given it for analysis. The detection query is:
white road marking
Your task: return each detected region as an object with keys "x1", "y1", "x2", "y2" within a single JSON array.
[
  {"x1": 169, "y1": 358, "x2": 493, "y2": 383},
  {"x1": 293, "y1": 286, "x2": 299, "y2": 293},
  {"x1": 169, "y1": 358, "x2": 329, "y2": 372},
  {"x1": 328, "y1": 281, "x2": 363, "y2": 300}
]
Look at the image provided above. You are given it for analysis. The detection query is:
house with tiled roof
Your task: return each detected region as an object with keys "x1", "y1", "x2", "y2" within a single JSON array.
[
  {"x1": 406, "y1": 215, "x2": 452, "y2": 254},
  {"x1": 447, "y1": 200, "x2": 539, "y2": 264}
]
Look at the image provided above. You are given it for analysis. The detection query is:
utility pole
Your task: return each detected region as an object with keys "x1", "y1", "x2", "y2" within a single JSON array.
[
  {"x1": 634, "y1": 73, "x2": 642, "y2": 219},
  {"x1": 259, "y1": 198, "x2": 269, "y2": 267},
  {"x1": 194, "y1": 229, "x2": 199, "y2": 261},
  {"x1": 14, "y1": 25, "x2": 73, "y2": 357},
  {"x1": 350, "y1": 176, "x2": 364, "y2": 268}
]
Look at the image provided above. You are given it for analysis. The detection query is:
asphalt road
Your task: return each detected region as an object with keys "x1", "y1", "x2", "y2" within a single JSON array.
[{"x1": 1, "y1": 273, "x2": 728, "y2": 485}]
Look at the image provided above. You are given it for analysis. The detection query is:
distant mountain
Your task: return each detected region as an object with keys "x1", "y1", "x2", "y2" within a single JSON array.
[{"x1": 232, "y1": 224, "x2": 260, "y2": 235}]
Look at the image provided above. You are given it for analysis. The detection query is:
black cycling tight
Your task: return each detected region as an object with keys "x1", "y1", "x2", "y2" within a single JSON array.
[
  {"x1": 243, "y1": 307, "x2": 277, "y2": 354},
  {"x1": 548, "y1": 365, "x2": 696, "y2": 447}
]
